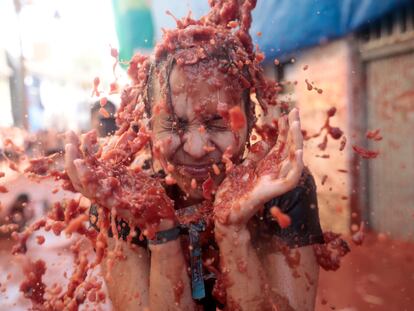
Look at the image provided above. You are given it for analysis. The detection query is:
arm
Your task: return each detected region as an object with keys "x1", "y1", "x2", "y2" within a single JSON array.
[
  {"x1": 102, "y1": 230, "x2": 195, "y2": 311},
  {"x1": 149, "y1": 240, "x2": 195, "y2": 310},
  {"x1": 213, "y1": 109, "x2": 305, "y2": 310},
  {"x1": 102, "y1": 238, "x2": 150, "y2": 311},
  {"x1": 148, "y1": 221, "x2": 195, "y2": 311},
  {"x1": 64, "y1": 132, "x2": 194, "y2": 310},
  {"x1": 263, "y1": 246, "x2": 319, "y2": 311},
  {"x1": 215, "y1": 224, "x2": 271, "y2": 310}
]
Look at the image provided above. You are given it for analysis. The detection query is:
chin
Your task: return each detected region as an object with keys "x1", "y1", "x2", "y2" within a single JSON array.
[{"x1": 176, "y1": 173, "x2": 225, "y2": 201}]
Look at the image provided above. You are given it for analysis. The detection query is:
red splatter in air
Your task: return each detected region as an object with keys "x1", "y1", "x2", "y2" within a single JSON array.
[
  {"x1": 20, "y1": 259, "x2": 46, "y2": 305},
  {"x1": 109, "y1": 82, "x2": 119, "y2": 94},
  {"x1": 339, "y1": 135, "x2": 347, "y2": 151},
  {"x1": 305, "y1": 79, "x2": 313, "y2": 91},
  {"x1": 366, "y1": 129, "x2": 383, "y2": 141},
  {"x1": 100, "y1": 97, "x2": 107, "y2": 107},
  {"x1": 303, "y1": 106, "x2": 344, "y2": 151},
  {"x1": 36, "y1": 235, "x2": 45, "y2": 245},
  {"x1": 352, "y1": 221, "x2": 365, "y2": 246},
  {"x1": 352, "y1": 145, "x2": 379, "y2": 159},
  {"x1": 270, "y1": 206, "x2": 292, "y2": 229},
  {"x1": 99, "y1": 108, "x2": 110, "y2": 118},
  {"x1": 313, "y1": 232, "x2": 350, "y2": 271}
]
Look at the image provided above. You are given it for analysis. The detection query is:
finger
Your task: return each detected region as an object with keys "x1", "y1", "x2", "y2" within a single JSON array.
[
  {"x1": 80, "y1": 130, "x2": 99, "y2": 156},
  {"x1": 73, "y1": 159, "x2": 96, "y2": 198},
  {"x1": 277, "y1": 114, "x2": 289, "y2": 148},
  {"x1": 288, "y1": 107, "x2": 299, "y2": 128},
  {"x1": 260, "y1": 115, "x2": 289, "y2": 166},
  {"x1": 289, "y1": 108, "x2": 303, "y2": 151},
  {"x1": 290, "y1": 121, "x2": 303, "y2": 151},
  {"x1": 244, "y1": 140, "x2": 270, "y2": 166},
  {"x1": 253, "y1": 149, "x2": 304, "y2": 204},
  {"x1": 281, "y1": 149, "x2": 304, "y2": 190},
  {"x1": 279, "y1": 160, "x2": 292, "y2": 179},
  {"x1": 65, "y1": 130, "x2": 81, "y2": 149},
  {"x1": 64, "y1": 143, "x2": 84, "y2": 193}
]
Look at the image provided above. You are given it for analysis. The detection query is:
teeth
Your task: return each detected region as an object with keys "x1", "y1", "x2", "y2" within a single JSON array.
[{"x1": 191, "y1": 179, "x2": 197, "y2": 189}]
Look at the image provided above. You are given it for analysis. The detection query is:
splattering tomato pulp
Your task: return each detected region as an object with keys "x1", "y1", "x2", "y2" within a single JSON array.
[{"x1": 0, "y1": 0, "x2": 367, "y2": 309}]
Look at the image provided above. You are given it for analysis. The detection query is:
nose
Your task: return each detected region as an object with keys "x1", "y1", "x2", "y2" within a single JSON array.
[{"x1": 182, "y1": 128, "x2": 209, "y2": 159}]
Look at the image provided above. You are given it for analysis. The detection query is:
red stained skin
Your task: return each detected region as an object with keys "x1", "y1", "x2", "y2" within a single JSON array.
[
  {"x1": 0, "y1": 185, "x2": 8, "y2": 193},
  {"x1": 173, "y1": 280, "x2": 184, "y2": 304},
  {"x1": 202, "y1": 176, "x2": 215, "y2": 200},
  {"x1": 36, "y1": 235, "x2": 46, "y2": 245}
]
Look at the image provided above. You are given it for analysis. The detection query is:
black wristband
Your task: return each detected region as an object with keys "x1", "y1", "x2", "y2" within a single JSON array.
[{"x1": 148, "y1": 226, "x2": 181, "y2": 245}]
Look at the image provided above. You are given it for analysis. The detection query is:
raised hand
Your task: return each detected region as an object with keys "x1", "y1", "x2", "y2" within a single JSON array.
[
  {"x1": 64, "y1": 130, "x2": 175, "y2": 237},
  {"x1": 214, "y1": 108, "x2": 304, "y2": 226}
]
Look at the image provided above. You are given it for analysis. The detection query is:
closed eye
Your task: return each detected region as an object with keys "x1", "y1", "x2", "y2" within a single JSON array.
[
  {"x1": 205, "y1": 115, "x2": 228, "y2": 131},
  {"x1": 160, "y1": 116, "x2": 188, "y2": 132}
]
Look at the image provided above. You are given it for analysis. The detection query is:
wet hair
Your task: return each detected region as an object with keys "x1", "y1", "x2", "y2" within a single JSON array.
[
  {"x1": 144, "y1": 49, "x2": 254, "y2": 133},
  {"x1": 116, "y1": 0, "x2": 280, "y2": 138}
]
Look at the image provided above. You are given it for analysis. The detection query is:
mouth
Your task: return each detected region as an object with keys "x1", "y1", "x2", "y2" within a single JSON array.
[
  {"x1": 173, "y1": 161, "x2": 224, "y2": 180},
  {"x1": 176, "y1": 164, "x2": 211, "y2": 179}
]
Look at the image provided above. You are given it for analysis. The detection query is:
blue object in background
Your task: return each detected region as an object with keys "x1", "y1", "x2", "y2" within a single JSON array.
[{"x1": 150, "y1": 0, "x2": 411, "y2": 60}]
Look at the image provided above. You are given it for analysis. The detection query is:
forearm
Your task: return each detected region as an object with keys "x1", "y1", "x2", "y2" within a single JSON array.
[
  {"x1": 215, "y1": 223, "x2": 270, "y2": 311},
  {"x1": 102, "y1": 239, "x2": 150, "y2": 311},
  {"x1": 149, "y1": 239, "x2": 195, "y2": 311}
]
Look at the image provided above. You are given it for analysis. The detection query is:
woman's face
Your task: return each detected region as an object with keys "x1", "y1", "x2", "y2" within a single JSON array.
[{"x1": 151, "y1": 62, "x2": 248, "y2": 199}]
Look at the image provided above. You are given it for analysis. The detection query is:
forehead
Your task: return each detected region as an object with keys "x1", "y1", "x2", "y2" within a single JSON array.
[{"x1": 169, "y1": 63, "x2": 243, "y2": 118}]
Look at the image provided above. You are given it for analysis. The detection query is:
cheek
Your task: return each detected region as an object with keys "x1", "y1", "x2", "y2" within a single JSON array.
[
  {"x1": 152, "y1": 132, "x2": 181, "y2": 161},
  {"x1": 210, "y1": 129, "x2": 246, "y2": 154}
]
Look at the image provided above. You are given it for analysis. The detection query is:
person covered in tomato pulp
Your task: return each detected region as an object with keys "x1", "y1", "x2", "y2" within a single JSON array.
[{"x1": 65, "y1": 1, "x2": 325, "y2": 310}]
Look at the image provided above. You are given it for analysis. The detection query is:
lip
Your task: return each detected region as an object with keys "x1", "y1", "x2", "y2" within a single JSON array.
[{"x1": 177, "y1": 164, "x2": 211, "y2": 179}]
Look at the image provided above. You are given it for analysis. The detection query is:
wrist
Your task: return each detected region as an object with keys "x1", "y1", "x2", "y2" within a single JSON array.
[
  {"x1": 214, "y1": 221, "x2": 250, "y2": 246},
  {"x1": 148, "y1": 237, "x2": 182, "y2": 259}
]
